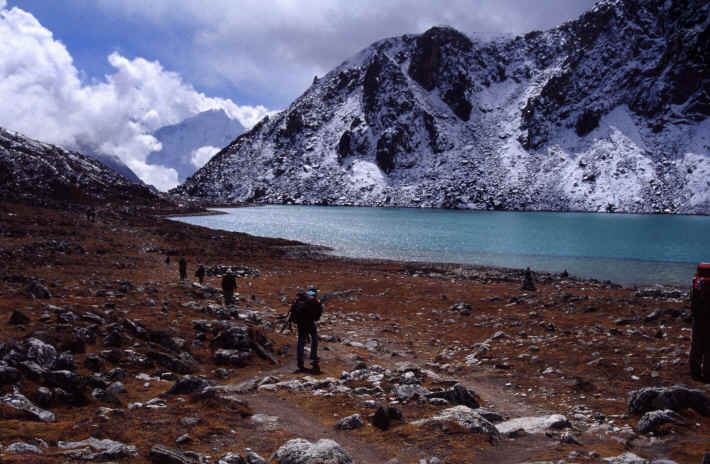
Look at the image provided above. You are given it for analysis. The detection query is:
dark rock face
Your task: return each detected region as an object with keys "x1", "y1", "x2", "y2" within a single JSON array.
[
  {"x1": 408, "y1": 27, "x2": 474, "y2": 121},
  {"x1": 337, "y1": 131, "x2": 352, "y2": 160},
  {"x1": 628, "y1": 385, "x2": 710, "y2": 416},
  {"x1": 376, "y1": 127, "x2": 408, "y2": 174}
]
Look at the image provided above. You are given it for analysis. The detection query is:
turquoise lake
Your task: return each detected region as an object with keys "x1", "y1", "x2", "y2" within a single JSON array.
[{"x1": 170, "y1": 206, "x2": 710, "y2": 287}]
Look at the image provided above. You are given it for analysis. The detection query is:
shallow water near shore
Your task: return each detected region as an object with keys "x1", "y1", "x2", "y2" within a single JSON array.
[{"x1": 170, "y1": 205, "x2": 710, "y2": 286}]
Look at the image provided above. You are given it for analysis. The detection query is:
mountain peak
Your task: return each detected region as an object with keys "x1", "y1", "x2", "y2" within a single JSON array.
[{"x1": 174, "y1": 0, "x2": 710, "y2": 214}]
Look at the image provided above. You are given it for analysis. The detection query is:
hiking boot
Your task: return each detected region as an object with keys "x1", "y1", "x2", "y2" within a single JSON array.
[{"x1": 294, "y1": 363, "x2": 307, "y2": 374}]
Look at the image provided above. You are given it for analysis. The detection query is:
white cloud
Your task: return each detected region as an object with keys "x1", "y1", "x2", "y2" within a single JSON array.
[
  {"x1": 92, "y1": 0, "x2": 597, "y2": 106},
  {"x1": 0, "y1": 5, "x2": 269, "y2": 191},
  {"x1": 190, "y1": 145, "x2": 220, "y2": 169}
]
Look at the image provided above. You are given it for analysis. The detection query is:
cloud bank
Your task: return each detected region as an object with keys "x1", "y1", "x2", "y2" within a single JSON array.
[
  {"x1": 93, "y1": 0, "x2": 597, "y2": 107},
  {"x1": 0, "y1": 5, "x2": 269, "y2": 191}
]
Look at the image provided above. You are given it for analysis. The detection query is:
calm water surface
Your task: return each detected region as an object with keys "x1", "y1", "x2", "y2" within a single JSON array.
[{"x1": 170, "y1": 206, "x2": 710, "y2": 287}]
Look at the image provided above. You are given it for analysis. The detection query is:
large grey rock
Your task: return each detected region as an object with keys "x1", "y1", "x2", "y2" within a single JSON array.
[
  {"x1": 26, "y1": 337, "x2": 57, "y2": 370},
  {"x1": 149, "y1": 445, "x2": 201, "y2": 464},
  {"x1": 335, "y1": 413, "x2": 364, "y2": 430},
  {"x1": 425, "y1": 383, "x2": 480, "y2": 409},
  {"x1": 214, "y1": 349, "x2": 251, "y2": 366},
  {"x1": 0, "y1": 391, "x2": 55, "y2": 422},
  {"x1": 628, "y1": 385, "x2": 710, "y2": 416},
  {"x1": 635, "y1": 409, "x2": 684, "y2": 434},
  {"x1": 413, "y1": 405, "x2": 501, "y2": 441},
  {"x1": 495, "y1": 414, "x2": 570, "y2": 435},
  {"x1": 603, "y1": 452, "x2": 648, "y2": 463},
  {"x1": 217, "y1": 453, "x2": 246, "y2": 464},
  {"x1": 167, "y1": 375, "x2": 210, "y2": 395},
  {"x1": 273, "y1": 438, "x2": 353, "y2": 464},
  {"x1": 392, "y1": 383, "x2": 430, "y2": 402},
  {"x1": 6, "y1": 441, "x2": 44, "y2": 454},
  {"x1": 211, "y1": 325, "x2": 251, "y2": 351},
  {"x1": 58, "y1": 437, "x2": 138, "y2": 460}
]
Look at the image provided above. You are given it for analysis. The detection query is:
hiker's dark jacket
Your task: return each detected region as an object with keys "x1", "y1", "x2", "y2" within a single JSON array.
[{"x1": 222, "y1": 275, "x2": 237, "y2": 292}]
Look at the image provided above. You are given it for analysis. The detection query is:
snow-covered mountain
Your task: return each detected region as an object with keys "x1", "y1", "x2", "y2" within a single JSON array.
[
  {"x1": 175, "y1": 0, "x2": 710, "y2": 214},
  {"x1": 78, "y1": 150, "x2": 143, "y2": 185},
  {"x1": 0, "y1": 127, "x2": 161, "y2": 206},
  {"x1": 148, "y1": 109, "x2": 245, "y2": 183}
]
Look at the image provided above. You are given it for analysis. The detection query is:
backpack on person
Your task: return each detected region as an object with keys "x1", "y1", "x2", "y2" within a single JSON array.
[{"x1": 289, "y1": 293, "x2": 310, "y2": 325}]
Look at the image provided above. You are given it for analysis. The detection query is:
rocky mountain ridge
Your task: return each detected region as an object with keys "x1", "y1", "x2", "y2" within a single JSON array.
[
  {"x1": 0, "y1": 127, "x2": 163, "y2": 207},
  {"x1": 175, "y1": 0, "x2": 710, "y2": 214}
]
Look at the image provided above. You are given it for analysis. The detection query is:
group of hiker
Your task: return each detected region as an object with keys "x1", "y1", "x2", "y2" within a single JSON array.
[
  {"x1": 163, "y1": 255, "x2": 710, "y2": 381},
  {"x1": 167, "y1": 255, "x2": 323, "y2": 373}
]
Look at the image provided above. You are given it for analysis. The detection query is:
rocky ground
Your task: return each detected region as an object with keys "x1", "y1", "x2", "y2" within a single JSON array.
[{"x1": 0, "y1": 200, "x2": 709, "y2": 464}]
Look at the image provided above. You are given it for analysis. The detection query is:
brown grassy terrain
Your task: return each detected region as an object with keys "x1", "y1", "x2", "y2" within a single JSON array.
[{"x1": 0, "y1": 200, "x2": 708, "y2": 463}]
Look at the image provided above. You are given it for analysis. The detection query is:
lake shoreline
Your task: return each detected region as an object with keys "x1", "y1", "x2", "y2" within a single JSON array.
[{"x1": 171, "y1": 205, "x2": 700, "y2": 290}]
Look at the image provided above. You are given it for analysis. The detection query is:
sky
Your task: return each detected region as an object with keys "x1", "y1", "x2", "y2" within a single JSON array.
[{"x1": 0, "y1": 0, "x2": 598, "y2": 190}]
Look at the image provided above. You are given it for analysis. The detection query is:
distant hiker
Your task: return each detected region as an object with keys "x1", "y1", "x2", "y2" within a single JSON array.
[
  {"x1": 690, "y1": 282, "x2": 710, "y2": 381},
  {"x1": 165, "y1": 255, "x2": 170, "y2": 266},
  {"x1": 290, "y1": 286, "x2": 323, "y2": 373},
  {"x1": 521, "y1": 267, "x2": 536, "y2": 292},
  {"x1": 86, "y1": 207, "x2": 96, "y2": 222},
  {"x1": 179, "y1": 257, "x2": 187, "y2": 282},
  {"x1": 222, "y1": 271, "x2": 237, "y2": 306},
  {"x1": 195, "y1": 264, "x2": 206, "y2": 284}
]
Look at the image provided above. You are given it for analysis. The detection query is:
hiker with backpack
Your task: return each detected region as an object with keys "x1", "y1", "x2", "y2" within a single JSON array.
[
  {"x1": 195, "y1": 264, "x2": 206, "y2": 284},
  {"x1": 289, "y1": 286, "x2": 323, "y2": 373},
  {"x1": 222, "y1": 271, "x2": 237, "y2": 306}
]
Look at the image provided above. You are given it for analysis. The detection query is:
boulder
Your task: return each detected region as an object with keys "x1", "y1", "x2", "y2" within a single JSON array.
[
  {"x1": 6, "y1": 441, "x2": 44, "y2": 454},
  {"x1": 392, "y1": 383, "x2": 430, "y2": 402},
  {"x1": 495, "y1": 414, "x2": 570, "y2": 435},
  {"x1": 214, "y1": 349, "x2": 252, "y2": 366},
  {"x1": 149, "y1": 445, "x2": 201, "y2": 464},
  {"x1": 335, "y1": 413, "x2": 364, "y2": 430},
  {"x1": 147, "y1": 351, "x2": 196, "y2": 374},
  {"x1": 0, "y1": 365, "x2": 21, "y2": 384},
  {"x1": 9, "y1": 309, "x2": 30, "y2": 325},
  {"x1": 26, "y1": 337, "x2": 57, "y2": 370},
  {"x1": 211, "y1": 325, "x2": 252, "y2": 351},
  {"x1": 372, "y1": 404, "x2": 404, "y2": 430},
  {"x1": 426, "y1": 383, "x2": 480, "y2": 409},
  {"x1": 414, "y1": 406, "x2": 500, "y2": 441},
  {"x1": 635, "y1": 409, "x2": 684, "y2": 434},
  {"x1": 0, "y1": 391, "x2": 55, "y2": 422},
  {"x1": 28, "y1": 280, "x2": 51, "y2": 299},
  {"x1": 272, "y1": 438, "x2": 353, "y2": 464},
  {"x1": 58, "y1": 437, "x2": 138, "y2": 460},
  {"x1": 602, "y1": 452, "x2": 649, "y2": 463},
  {"x1": 628, "y1": 385, "x2": 710, "y2": 416},
  {"x1": 167, "y1": 375, "x2": 210, "y2": 395}
]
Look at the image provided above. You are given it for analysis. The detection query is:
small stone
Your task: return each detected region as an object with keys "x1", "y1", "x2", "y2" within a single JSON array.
[{"x1": 175, "y1": 434, "x2": 192, "y2": 444}]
